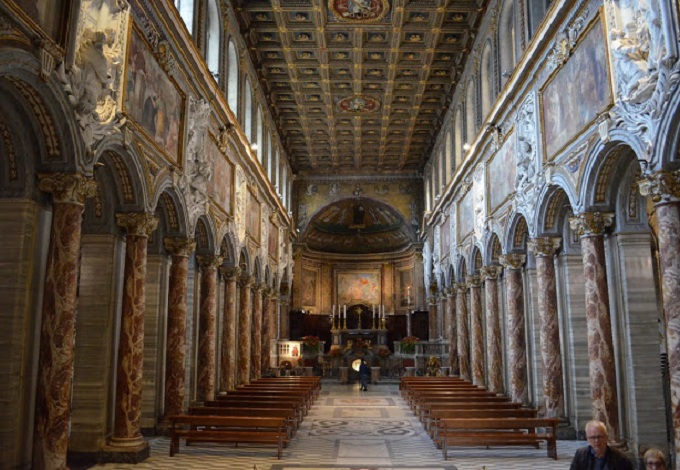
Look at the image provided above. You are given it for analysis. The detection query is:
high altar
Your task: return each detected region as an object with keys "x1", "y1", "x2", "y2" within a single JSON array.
[{"x1": 329, "y1": 305, "x2": 389, "y2": 352}]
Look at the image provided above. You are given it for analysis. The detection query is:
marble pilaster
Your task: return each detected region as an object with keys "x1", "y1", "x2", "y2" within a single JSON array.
[
  {"x1": 528, "y1": 236, "x2": 564, "y2": 418},
  {"x1": 499, "y1": 254, "x2": 529, "y2": 405},
  {"x1": 468, "y1": 275, "x2": 485, "y2": 386},
  {"x1": 162, "y1": 237, "x2": 195, "y2": 417},
  {"x1": 261, "y1": 289, "x2": 276, "y2": 373},
  {"x1": 251, "y1": 283, "x2": 264, "y2": 380},
  {"x1": 196, "y1": 254, "x2": 222, "y2": 402},
  {"x1": 219, "y1": 267, "x2": 240, "y2": 392},
  {"x1": 456, "y1": 283, "x2": 471, "y2": 380},
  {"x1": 110, "y1": 212, "x2": 158, "y2": 451},
  {"x1": 570, "y1": 212, "x2": 620, "y2": 439},
  {"x1": 481, "y1": 265, "x2": 504, "y2": 394},
  {"x1": 639, "y1": 170, "x2": 680, "y2": 463},
  {"x1": 32, "y1": 174, "x2": 96, "y2": 470},
  {"x1": 428, "y1": 295, "x2": 438, "y2": 340},
  {"x1": 445, "y1": 289, "x2": 458, "y2": 373},
  {"x1": 238, "y1": 275, "x2": 255, "y2": 385}
]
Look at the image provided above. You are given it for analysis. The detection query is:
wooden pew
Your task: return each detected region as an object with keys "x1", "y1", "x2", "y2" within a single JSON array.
[
  {"x1": 420, "y1": 401, "x2": 524, "y2": 428},
  {"x1": 429, "y1": 408, "x2": 539, "y2": 440},
  {"x1": 219, "y1": 389, "x2": 312, "y2": 412},
  {"x1": 189, "y1": 406, "x2": 298, "y2": 435},
  {"x1": 439, "y1": 417, "x2": 559, "y2": 460},
  {"x1": 169, "y1": 415, "x2": 290, "y2": 459},
  {"x1": 414, "y1": 396, "x2": 513, "y2": 419},
  {"x1": 205, "y1": 399, "x2": 305, "y2": 422}
]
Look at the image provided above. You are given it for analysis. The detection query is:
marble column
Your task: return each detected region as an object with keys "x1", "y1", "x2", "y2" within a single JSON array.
[
  {"x1": 499, "y1": 253, "x2": 529, "y2": 405},
  {"x1": 570, "y1": 212, "x2": 620, "y2": 439},
  {"x1": 219, "y1": 267, "x2": 240, "y2": 392},
  {"x1": 162, "y1": 237, "x2": 195, "y2": 417},
  {"x1": 456, "y1": 283, "x2": 471, "y2": 380},
  {"x1": 251, "y1": 283, "x2": 264, "y2": 380},
  {"x1": 279, "y1": 290, "x2": 290, "y2": 339},
  {"x1": 238, "y1": 275, "x2": 255, "y2": 385},
  {"x1": 110, "y1": 212, "x2": 158, "y2": 451},
  {"x1": 447, "y1": 289, "x2": 459, "y2": 375},
  {"x1": 528, "y1": 237, "x2": 564, "y2": 418},
  {"x1": 196, "y1": 254, "x2": 222, "y2": 402},
  {"x1": 640, "y1": 170, "x2": 680, "y2": 464},
  {"x1": 261, "y1": 288, "x2": 275, "y2": 373},
  {"x1": 468, "y1": 275, "x2": 485, "y2": 386},
  {"x1": 428, "y1": 295, "x2": 438, "y2": 340},
  {"x1": 481, "y1": 265, "x2": 504, "y2": 394},
  {"x1": 32, "y1": 174, "x2": 96, "y2": 470}
]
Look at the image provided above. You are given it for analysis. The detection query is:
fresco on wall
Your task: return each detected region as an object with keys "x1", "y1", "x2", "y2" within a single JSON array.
[
  {"x1": 269, "y1": 220, "x2": 279, "y2": 259},
  {"x1": 337, "y1": 272, "x2": 380, "y2": 306},
  {"x1": 124, "y1": 27, "x2": 184, "y2": 163},
  {"x1": 541, "y1": 16, "x2": 611, "y2": 161},
  {"x1": 398, "y1": 269, "x2": 414, "y2": 307},
  {"x1": 458, "y1": 189, "x2": 474, "y2": 239},
  {"x1": 488, "y1": 132, "x2": 516, "y2": 212},
  {"x1": 246, "y1": 190, "x2": 261, "y2": 241},
  {"x1": 441, "y1": 216, "x2": 450, "y2": 259},
  {"x1": 208, "y1": 139, "x2": 232, "y2": 213},
  {"x1": 19, "y1": 0, "x2": 68, "y2": 44},
  {"x1": 302, "y1": 268, "x2": 317, "y2": 307}
]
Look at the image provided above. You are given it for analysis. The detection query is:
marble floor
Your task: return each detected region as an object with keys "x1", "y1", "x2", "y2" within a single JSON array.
[{"x1": 91, "y1": 381, "x2": 583, "y2": 470}]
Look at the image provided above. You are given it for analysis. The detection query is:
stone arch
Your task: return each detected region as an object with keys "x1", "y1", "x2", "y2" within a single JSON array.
[
  {"x1": 253, "y1": 256, "x2": 263, "y2": 283},
  {"x1": 484, "y1": 231, "x2": 503, "y2": 265},
  {"x1": 238, "y1": 247, "x2": 252, "y2": 276},
  {"x1": 534, "y1": 183, "x2": 577, "y2": 237},
  {"x1": 219, "y1": 231, "x2": 238, "y2": 266},
  {"x1": 504, "y1": 212, "x2": 530, "y2": 254},
  {"x1": 194, "y1": 215, "x2": 217, "y2": 254},
  {"x1": 652, "y1": 83, "x2": 680, "y2": 171},
  {"x1": 469, "y1": 244, "x2": 483, "y2": 274},
  {"x1": 456, "y1": 256, "x2": 468, "y2": 282},
  {"x1": 447, "y1": 264, "x2": 456, "y2": 288},
  {"x1": 480, "y1": 40, "x2": 494, "y2": 121},
  {"x1": 465, "y1": 77, "x2": 477, "y2": 145}
]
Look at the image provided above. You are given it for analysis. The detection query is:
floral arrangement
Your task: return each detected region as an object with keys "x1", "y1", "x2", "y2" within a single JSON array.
[
  {"x1": 329, "y1": 348, "x2": 343, "y2": 357},
  {"x1": 301, "y1": 335, "x2": 320, "y2": 353},
  {"x1": 352, "y1": 337, "x2": 367, "y2": 349},
  {"x1": 378, "y1": 348, "x2": 391, "y2": 358},
  {"x1": 400, "y1": 335, "x2": 419, "y2": 354}
]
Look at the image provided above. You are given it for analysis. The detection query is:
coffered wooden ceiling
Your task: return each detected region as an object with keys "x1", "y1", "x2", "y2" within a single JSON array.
[{"x1": 231, "y1": 0, "x2": 489, "y2": 177}]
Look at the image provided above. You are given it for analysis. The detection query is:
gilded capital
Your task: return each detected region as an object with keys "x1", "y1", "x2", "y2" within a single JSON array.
[
  {"x1": 164, "y1": 237, "x2": 196, "y2": 257},
  {"x1": 569, "y1": 212, "x2": 614, "y2": 236},
  {"x1": 116, "y1": 212, "x2": 158, "y2": 237},
  {"x1": 466, "y1": 274, "x2": 481, "y2": 288},
  {"x1": 455, "y1": 282, "x2": 468, "y2": 294},
  {"x1": 197, "y1": 254, "x2": 223, "y2": 269},
  {"x1": 220, "y1": 266, "x2": 241, "y2": 281},
  {"x1": 480, "y1": 265, "x2": 502, "y2": 281},
  {"x1": 38, "y1": 173, "x2": 97, "y2": 205},
  {"x1": 499, "y1": 253, "x2": 526, "y2": 270},
  {"x1": 239, "y1": 275, "x2": 256, "y2": 289},
  {"x1": 253, "y1": 283, "x2": 266, "y2": 293},
  {"x1": 638, "y1": 170, "x2": 680, "y2": 203},
  {"x1": 527, "y1": 237, "x2": 561, "y2": 257}
]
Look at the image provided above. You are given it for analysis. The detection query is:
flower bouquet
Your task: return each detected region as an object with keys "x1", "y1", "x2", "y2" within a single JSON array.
[
  {"x1": 400, "y1": 335, "x2": 419, "y2": 354},
  {"x1": 301, "y1": 335, "x2": 320, "y2": 353}
]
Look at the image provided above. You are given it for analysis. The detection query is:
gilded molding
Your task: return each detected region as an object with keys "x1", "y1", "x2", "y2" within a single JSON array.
[
  {"x1": 163, "y1": 237, "x2": 196, "y2": 256},
  {"x1": 38, "y1": 173, "x2": 97, "y2": 205},
  {"x1": 116, "y1": 212, "x2": 158, "y2": 237},
  {"x1": 527, "y1": 237, "x2": 561, "y2": 257}
]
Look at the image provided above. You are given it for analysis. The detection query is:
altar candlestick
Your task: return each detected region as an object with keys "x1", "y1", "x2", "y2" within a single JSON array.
[{"x1": 407, "y1": 287, "x2": 411, "y2": 306}]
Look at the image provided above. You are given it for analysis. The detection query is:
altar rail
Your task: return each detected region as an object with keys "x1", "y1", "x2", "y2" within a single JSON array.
[{"x1": 394, "y1": 341, "x2": 451, "y2": 376}]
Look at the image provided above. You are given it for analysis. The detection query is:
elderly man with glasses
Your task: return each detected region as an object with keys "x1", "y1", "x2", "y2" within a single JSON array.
[
  {"x1": 643, "y1": 448, "x2": 667, "y2": 469},
  {"x1": 569, "y1": 420, "x2": 634, "y2": 470}
]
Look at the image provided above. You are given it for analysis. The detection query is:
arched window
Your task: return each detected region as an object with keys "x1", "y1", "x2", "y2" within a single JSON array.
[
  {"x1": 481, "y1": 42, "x2": 493, "y2": 121},
  {"x1": 273, "y1": 147, "x2": 280, "y2": 191},
  {"x1": 244, "y1": 78, "x2": 253, "y2": 142},
  {"x1": 499, "y1": 0, "x2": 517, "y2": 88},
  {"x1": 227, "y1": 40, "x2": 239, "y2": 116},
  {"x1": 266, "y1": 133, "x2": 273, "y2": 179},
  {"x1": 205, "y1": 0, "x2": 220, "y2": 78},
  {"x1": 424, "y1": 166, "x2": 432, "y2": 211},
  {"x1": 445, "y1": 129, "x2": 453, "y2": 184},
  {"x1": 465, "y1": 79, "x2": 476, "y2": 146},
  {"x1": 174, "y1": 0, "x2": 195, "y2": 35},
  {"x1": 433, "y1": 153, "x2": 440, "y2": 200},
  {"x1": 256, "y1": 106, "x2": 264, "y2": 162},
  {"x1": 454, "y1": 106, "x2": 463, "y2": 168}
]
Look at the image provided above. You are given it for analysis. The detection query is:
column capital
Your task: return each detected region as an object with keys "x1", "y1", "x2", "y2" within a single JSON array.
[
  {"x1": 116, "y1": 212, "x2": 158, "y2": 237},
  {"x1": 480, "y1": 265, "x2": 503, "y2": 281},
  {"x1": 528, "y1": 237, "x2": 561, "y2": 257},
  {"x1": 239, "y1": 275, "x2": 256, "y2": 289},
  {"x1": 466, "y1": 275, "x2": 481, "y2": 288},
  {"x1": 252, "y1": 283, "x2": 266, "y2": 294},
  {"x1": 38, "y1": 172, "x2": 97, "y2": 205},
  {"x1": 220, "y1": 266, "x2": 241, "y2": 281},
  {"x1": 197, "y1": 254, "x2": 223, "y2": 269},
  {"x1": 499, "y1": 253, "x2": 526, "y2": 269},
  {"x1": 569, "y1": 212, "x2": 614, "y2": 237},
  {"x1": 638, "y1": 169, "x2": 680, "y2": 203},
  {"x1": 164, "y1": 237, "x2": 196, "y2": 257}
]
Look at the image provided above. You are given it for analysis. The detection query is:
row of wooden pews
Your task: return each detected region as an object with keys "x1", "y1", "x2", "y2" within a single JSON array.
[
  {"x1": 401, "y1": 376, "x2": 558, "y2": 460},
  {"x1": 169, "y1": 376, "x2": 321, "y2": 459}
]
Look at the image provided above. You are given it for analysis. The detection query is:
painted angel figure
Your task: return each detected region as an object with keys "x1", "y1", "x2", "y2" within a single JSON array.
[{"x1": 347, "y1": 0, "x2": 372, "y2": 15}]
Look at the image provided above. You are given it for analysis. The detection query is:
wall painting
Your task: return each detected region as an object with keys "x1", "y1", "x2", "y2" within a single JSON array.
[
  {"x1": 208, "y1": 138, "x2": 233, "y2": 214},
  {"x1": 458, "y1": 189, "x2": 474, "y2": 240},
  {"x1": 398, "y1": 268, "x2": 414, "y2": 308},
  {"x1": 302, "y1": 267, "x2": 317, "y2": 307},
  {"x1": 246, "y1": 190, "x2": 261, "y2": 242},
  {"x1": 488, "y1": 131, "x2": 516, "y2": 213},
  {"x1": 540, "y1": 15, "x2": 612, "y2": 161},
  {"x1": 268, "y1": 220, "x2": 279, "y2": 260},
  {"x1": 124, "y1": 26, "x2": 184, "y2": 164},
  {"x1": 337, "y1": 271, "x2": 380, "y2": 306},
  {"x1": 17, "y1": 0, "x2": 69, "y2": 45}
]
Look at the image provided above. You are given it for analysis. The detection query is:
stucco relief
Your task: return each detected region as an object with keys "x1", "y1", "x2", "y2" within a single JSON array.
[
  {"x1": 58, "y1": 0, "x2": 130, "y2": 159},
  {"x1": 423, "y1": 238, "x2": 432, "y2": 298},
  {"x1": 433, "y1": 224, "x2": 442, "y2": 285},
  {"x1": 473, "y1": 164, "x2": 485, "y2": 240},
  {"x1": 449, "y1": 205, "x2": 458, "y2": 259},
  {"x1": 514, "y1": 93, "x2": 543, "y2": 216},
  {"x1": 235, "y1": 167, "x2": 247, "y2": 244}
]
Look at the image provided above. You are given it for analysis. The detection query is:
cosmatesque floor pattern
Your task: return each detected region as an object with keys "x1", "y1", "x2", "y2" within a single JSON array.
[{"x1": 91, "y1": 381, "x2": 582, "y2": 470}]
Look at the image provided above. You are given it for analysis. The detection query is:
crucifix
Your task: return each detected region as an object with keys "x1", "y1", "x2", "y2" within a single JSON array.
[{"x1": 353, "y1": 305, "x2": 363, "y2": 330}]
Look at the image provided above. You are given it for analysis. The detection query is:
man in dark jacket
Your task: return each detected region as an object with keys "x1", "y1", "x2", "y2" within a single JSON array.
[
  {"x1": 359, "y1": 360, "x2": 370, "y2": 391},
  {"x1": 570, "y1": 420, "x2": 633, "y2": 470}
]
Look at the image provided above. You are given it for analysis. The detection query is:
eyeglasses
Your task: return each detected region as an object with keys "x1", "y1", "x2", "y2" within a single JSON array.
[{"x1": 587, "y1": 435, "x2": 607, "y2": 441}]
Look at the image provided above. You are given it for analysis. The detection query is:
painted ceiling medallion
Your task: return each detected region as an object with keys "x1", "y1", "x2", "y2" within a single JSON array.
[
  {"x1": 337, "y1": 96, "x2": 380, "y2": 113},
  {"x1": 329, "y1": 0, "x2": 390, "y2": 23}
]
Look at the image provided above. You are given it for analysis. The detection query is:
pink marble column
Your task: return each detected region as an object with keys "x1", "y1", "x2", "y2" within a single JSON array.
[
  {"x1": 468, "y1": 275, "x2": 485, "y2": 386},
  {"x1": 261, "y1": 288, "x2": 275, "y2": 373},
  {"x1": 32, "y1": 174, "x2": 96, "y2": 470},
  {"x1": 447, "y1": 289, "x2": 459, "y2": 375},
  {"x1": 196, "y1": 254, "x2": 222, "y2": 402},
  {"x1": 499, "y1": 253, "x2": 529, "y2": 405},
  {"x1": 238, "y1": 275, "x2": 255, "y2": 385},
  {"x1": 162, "y1": 237, "x2": 195, "y2": 417},
  {"x1": 570, "y1": 212, "x2": 620, "y2": 439},
  {"x1": 110, "y1": 212, "x2": 158, "y2": 450},
  {"x1": 219, "y1": 267, "x2": 240, "y2": 392},
  {"x1": 279, "y1": 287, "x2": 290, "y2": 339},
  {"x1": 251, "y1": 283, "x2": 264, "y2": 380},
  {"x1": 456, "y1": 283, "x2": 470, "y2": 380},
  {"x1": 481, "y1": 265, "x2": 504, "y2": 394},
  {"x1": 428, "y1": 294, "x2": 438, "y2": 340},
  {"x1": 528, "y1": 237, "x2": 564, "y2": 418},
  {"x1": 640, "y1": 170, "x2": 680, "y2": 465}
]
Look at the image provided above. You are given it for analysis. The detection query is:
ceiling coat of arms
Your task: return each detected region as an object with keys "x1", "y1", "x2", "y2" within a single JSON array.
[
  {"x1": 337, "y1": 96, "x2": 380, "y2": 113},
  {"x1": 329, "y1": 0, "x2": 390, "y2": 23}
]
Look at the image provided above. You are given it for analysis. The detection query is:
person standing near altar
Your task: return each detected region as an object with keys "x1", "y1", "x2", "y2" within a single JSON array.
[{"x1": 359, "y1": 360, "x2": 370, "y2": 391}]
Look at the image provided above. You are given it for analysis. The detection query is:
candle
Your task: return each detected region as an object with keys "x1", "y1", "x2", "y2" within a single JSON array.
[
  {"x1": 332, "y1": 305, "x2": 335, "y2": 318},
  {"x1": 407, "y1": 287, "x2": 411, "y2": 306},
  {"x1": 344, "y1": 305, "x2": 346, "y2": 318},
  {"x1": 373, "y1": 304, "x2": 375, "y2": 318}
]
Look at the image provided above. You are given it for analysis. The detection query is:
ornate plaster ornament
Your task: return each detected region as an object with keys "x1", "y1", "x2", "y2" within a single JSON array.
[
  {"x1": 473, "y1": 164, "x2": 485, "y2": 240},
  {"x1": 328, "y1": 0, "x2": 390, "y2": 23},
  {"x1": 235, "y1": 166, "x2": 247, "y2": 244},
  {"x1": 337, "y1": 95, "x2": 381, "y2": 113},
  {"x1": 514, "y1": 92, "x2": 542, "y2": 216},
  {"x1": 433, "y1": 224, "x2": 442, "y2": 282},
  {"x1": 449, "y1": 204, "x2": 458, "y2": 258},
  {"x1": 423, "y1": 238, "x2": 432, "y2": 298}
]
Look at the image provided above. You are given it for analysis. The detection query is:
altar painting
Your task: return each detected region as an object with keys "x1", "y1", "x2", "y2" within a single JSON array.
[
  {"x1": 541, "y1": 16, "x2": 611, "y2": 161},
  {"x1": 124, "y1": 26, "x2": 184, "y2": 164},
  {"x1": 337, "y1": 272, "x2": 380, "y2": 306},
  {"x1": 488, "y1": 132, "x2": 516, "y2": 212},
  {"x1": 398, "y1": 269, "x2": 413, "y2": 307}
]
